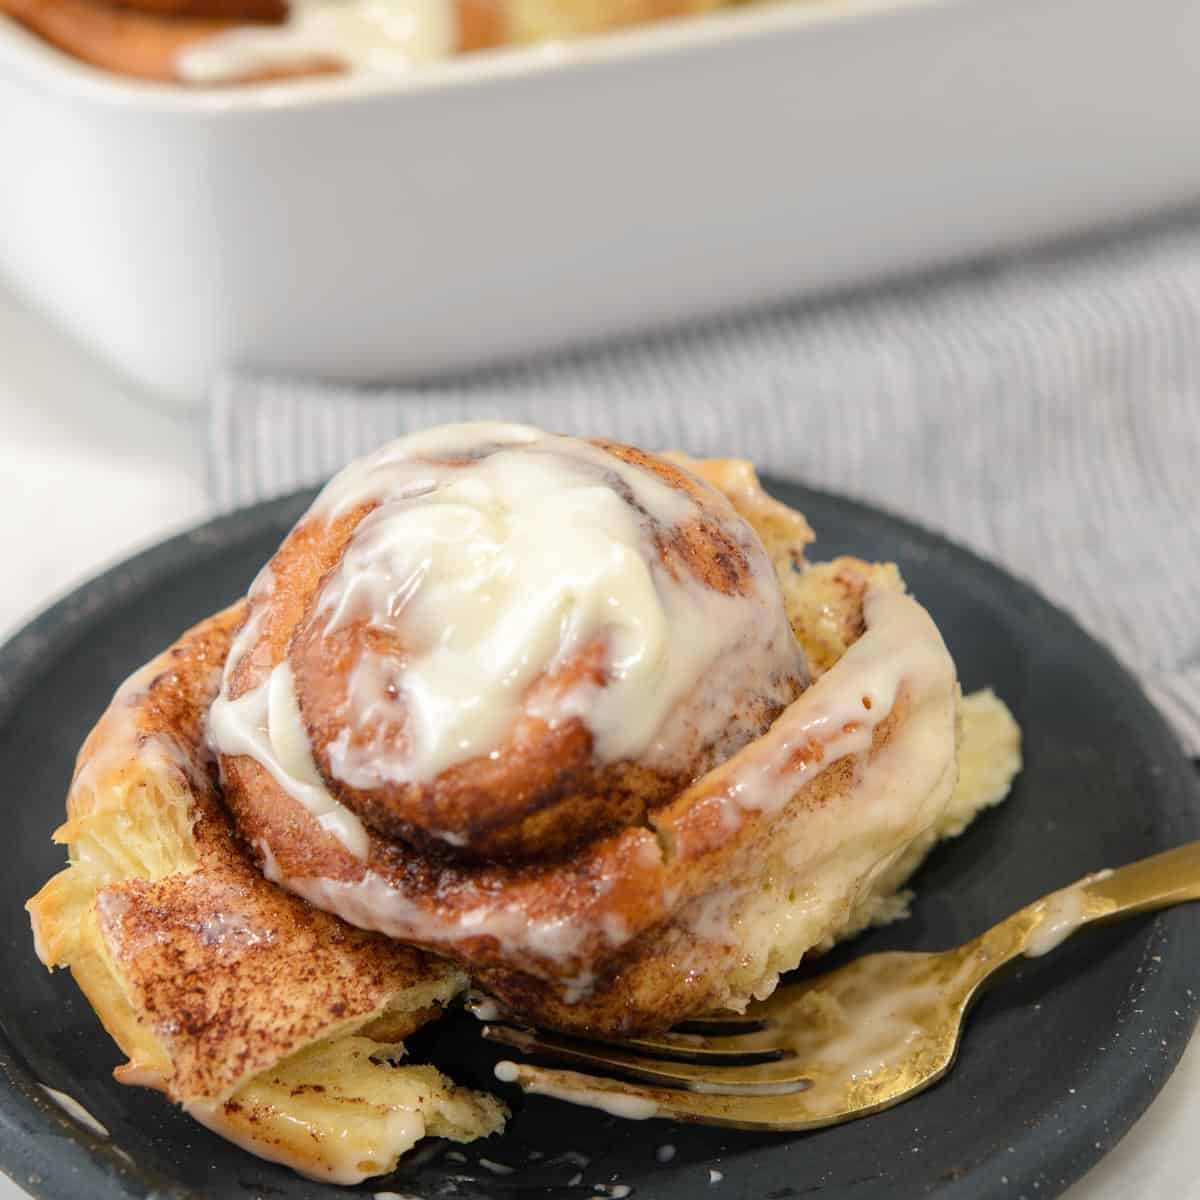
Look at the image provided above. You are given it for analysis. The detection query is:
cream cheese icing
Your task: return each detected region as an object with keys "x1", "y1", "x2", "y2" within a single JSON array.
[{"x1": 207, "y1": 424, "x2": 804, "y2": 851}]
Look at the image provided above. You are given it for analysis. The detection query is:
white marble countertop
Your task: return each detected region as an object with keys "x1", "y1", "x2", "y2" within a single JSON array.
[{"x1": 0, "y1": 274, "x2": 1197, "y2": 1200}]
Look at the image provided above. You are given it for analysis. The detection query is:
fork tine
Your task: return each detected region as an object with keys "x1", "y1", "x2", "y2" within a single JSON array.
[
  {"x1": 493, "y1": 1059, "x2": 825, "y2": 1130},
  {"x1": 595, "y1": 1030, "x2": 784, "y2": 1064},
  {"x1": 482, "y1": 1024, "x2": 809, "y2": 1095},
  {"x1": 468, "y1": 999, "x2": 780, "y2": 1061},
  {"x1": 673, "y1": 1013, "x2": 771, "y2": 1034}
]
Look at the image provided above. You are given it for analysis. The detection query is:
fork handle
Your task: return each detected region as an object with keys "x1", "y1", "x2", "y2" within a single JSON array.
[
  {"x1": 1083, "y1": 839, "x2": 1200, "y2": 913},
  {"x1": 968, "y1": 840, "x2": 1200, "y2": 973},
  {"x1": 1089, "y1": 840, "x2": 1200, "y2": 912}
]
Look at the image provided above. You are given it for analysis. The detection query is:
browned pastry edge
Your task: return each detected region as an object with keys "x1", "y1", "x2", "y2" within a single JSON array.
[{"x1": 27, "y1": 604, "x2": 465, "y2": 1104}]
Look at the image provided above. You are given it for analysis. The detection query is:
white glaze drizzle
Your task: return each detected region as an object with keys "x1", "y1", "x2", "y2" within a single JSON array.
[
  {"x1": 494, "y1": 1062, "x2": 659, "y2": 1120},
  {"x1": 176, "y1": 0, "x2": 456, "y2": 85},
  {"x1": 309, "y1": 422, "x2": 799, "y2": 786},
  {"x1": 257, "y1": 834, "x2": 657, "y2": 986},
  {"x1": 672, "y1": 587, "x2": 958, "y2": 963},
  {"x1": 465, "y1": 992, "x2": 504, "y2": 1022},
  {"x1": 209, "y1": 658, "x2": 371, "y2": 857},
  {"x1": 39, "y1": 1085, "x2": 109, "y2": 1137},
  {"x1": 205, "y1": 564, "x2": 371, "y2": 855},
  {"x1": 479, "y1": 1158, "x2": 515, "y2": 1175},
  {"x1": 1024, "y1": 869, "x2": 1114, "y2": 958},
  {"x1": 717, "y1": 588, "x2": 949, "y2": 825}
]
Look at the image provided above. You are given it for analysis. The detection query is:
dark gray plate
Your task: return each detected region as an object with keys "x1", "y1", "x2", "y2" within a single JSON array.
[{"x1": 1, "y1": 480, "x2": 1197, "y2": 1200}]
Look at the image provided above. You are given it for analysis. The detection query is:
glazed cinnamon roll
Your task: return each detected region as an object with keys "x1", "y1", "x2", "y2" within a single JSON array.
[
  {"x1": 28, "y1": 424, "x2": 1021, "y2": 1182},
  {"x1": 202, "y1": 425, "x2": 1005, "y2": 1033},
  {"x1": 0, "y1": 0, "x2": 727, "y2": 84}
]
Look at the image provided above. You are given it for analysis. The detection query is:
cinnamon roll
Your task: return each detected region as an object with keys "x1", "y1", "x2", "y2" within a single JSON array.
[
  {"x1": 0, "y1": 0, "x2": 727, "y2": 85},
  {"x1": 27, "y1": 424, "x2": 1021, "y2": 1181},
  {"x1": 204, "y1": 425, "x2": 1008, "y2": 1033}
]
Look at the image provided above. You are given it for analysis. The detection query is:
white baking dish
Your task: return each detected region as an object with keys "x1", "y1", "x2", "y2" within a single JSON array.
[{"x1": 2, "y1": 0, "x2": 1200, "y2": 406}]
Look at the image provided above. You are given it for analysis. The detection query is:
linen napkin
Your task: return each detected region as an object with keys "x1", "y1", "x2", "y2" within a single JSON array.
[{"x1": 210, "y1": 214, "x2": 1200, "y2": 756}]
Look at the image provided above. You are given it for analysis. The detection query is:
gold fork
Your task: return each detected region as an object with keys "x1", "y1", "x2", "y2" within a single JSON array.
[{"x1": 481, "y1": 842, "x2": 1200, "y2": 1130}]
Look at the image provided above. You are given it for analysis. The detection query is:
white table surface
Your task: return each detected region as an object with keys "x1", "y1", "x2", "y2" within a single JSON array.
[{"x1": 0, "y1": 272, "x2": 1197, "y2": 1200}]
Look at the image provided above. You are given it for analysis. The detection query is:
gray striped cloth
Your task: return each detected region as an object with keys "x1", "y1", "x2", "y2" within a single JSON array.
[{"x1": 210, "y1": 215, "x2": 1200, "y2": 756}]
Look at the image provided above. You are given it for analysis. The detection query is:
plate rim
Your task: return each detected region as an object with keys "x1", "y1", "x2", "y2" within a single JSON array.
[{"x1": 0, "y1": 479, "x2": 1196, "y2": 1200}]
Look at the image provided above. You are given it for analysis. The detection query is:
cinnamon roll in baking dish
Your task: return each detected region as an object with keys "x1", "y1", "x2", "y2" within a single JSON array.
[
  {"x1": 27, "y1": 424, "x2": 1021, "y2": 1182},
  {"x1": 0, "y1": 0, "x2": 728, "y2": 84}
]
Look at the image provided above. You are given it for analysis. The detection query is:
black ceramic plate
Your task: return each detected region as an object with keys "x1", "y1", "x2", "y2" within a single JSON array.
[{"x1": 1, "y1": 481, "x2": 1197, "y2": 1200}]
